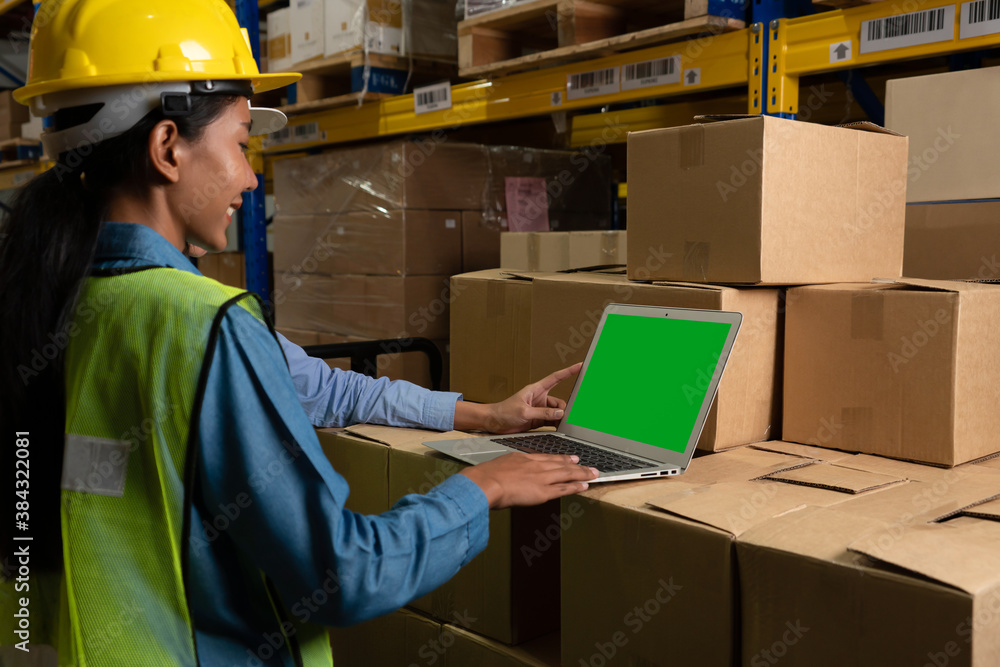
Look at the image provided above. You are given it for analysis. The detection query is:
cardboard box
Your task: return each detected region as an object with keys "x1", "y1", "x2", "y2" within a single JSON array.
[
  {"x1": 291, "y1": 0, "x2": 326, "y2": 65},
  {"x1": 886, "y1": 66, "x2": 1000, "y2": 203},
  {"x1": 344, "y1": 425, "x2": 562, "y2": 645},
  {"x1": 198, "y1": 252, "x2": 245, "y2": 290},
  {"x1": 904, "y1": 202, "x2": 1000, "y2": 281},
  {"x1": 266, "y1": 7, "x2": 294, "y2": 72},
  {"x1": 276, "y1": 327, "x2": 321, "y2": 347},
  {"x1": 275, "y1": 273, "x2": 452, "y2": 339},
  {"x1": 627, "y1": 116, "x2": 908, "y2": 284},
  {"x1": 330, "y1": 606, "x2": 557, "y2": 666},
  {"x1": 738, "y1": 465, "x2": 1000, "y2": 667},
  {"x1": 462, "y1": 211, "x2": 504, "y2": 272},
  {"x1": 273, "y1": 142, "x2": 611, "y2": 218},
  {"x1": 783, "y1": 279, "x2": 1000, "y2": 466},
  {"x1": 0, "y1": 92, "x2": 30, "y2": 142},
  {"x1": 272, "y1": 211, "x2": 463, "y2": 276},
  {"x1": 408, "y1": 0, "x2": 459, "y2": 60},
  {"x1": 561, "y1": 444, "x2": 866, "y2": 667},
  {"x1": 501, "y1": 232, "x2": 569, "y2": 272},
  {"x1": 450, "y1": 270, "x2": 540, "y2": 404},
  {"x1": 500, "y1": 231, "x2": 627, "y2": 271},
  {"x1": 569, "y1": 230, "x2": 627, "y2": 268},
  {"x1": 316, "y1": 429, "x2": 389, "y2": 515},
  {"x1": 324, "y1": 0, "x2": 404, "y2": 57},
  {"x1": 316, "y1": 332, "x2": 449, "y2": 389},
  {"x1": 529, "y1": 272, "x2": 781, "y2": 451}
]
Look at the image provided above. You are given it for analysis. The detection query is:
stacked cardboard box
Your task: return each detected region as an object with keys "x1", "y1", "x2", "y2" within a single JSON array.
[
  {"x1": 268, "y1": 0, "x2": 458, "y2": 69},
  {"x1": 500, "y1": 231, "x2": 627, "y2": 272},
  {"x1": 330, "y1": 606, "x2": 559, "y2": 666},
  {"x1": 316, "y1": 425, "x2": 564, "y2": 645},
  {"x1": 198, "y1": 252, "x2": 246, "y2": 290},
  {"x1": 0, "y1": 92, "x2": 30, "y2": 142},
  {"x1": 886, "y1": 67, "x2": 1000, "y2": 282},
  {"x1": 272, "y1": 140, "x2": 611, "y2": 388}
]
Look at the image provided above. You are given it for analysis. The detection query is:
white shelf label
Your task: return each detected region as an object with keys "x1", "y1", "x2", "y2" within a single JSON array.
[
  {"x1": 860, "y1": 5, "x2": 955, "y2": 54},
  {"x1": 414, "y1": 82, "x2": 452, "y2": 115},
  {"x1": 13, "y1": 171, "x2": 33, "y2": 187},
  {"x1": 683, "y1": 68, "x2": 701, "y2": 86},
  {"x1": 829, "y1": 41, "x2": 852, "y2": 62},
  {"x1": 551, "y1": 90, "x2": 563, "y2": 107},
  {"x1": 566, "y1": 67, "x2": 620, "y2": 100},
  {"x1": 621, "y1": 55, "x2": 682, "y2": 91},
  {"x1": 961, "y1": 0, "x2": 1000, "y2": 38}
]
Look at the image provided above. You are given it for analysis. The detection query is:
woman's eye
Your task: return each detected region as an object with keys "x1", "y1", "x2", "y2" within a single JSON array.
[{"x1": 239, "y1": 143, "x2": 250, "y2": 154}]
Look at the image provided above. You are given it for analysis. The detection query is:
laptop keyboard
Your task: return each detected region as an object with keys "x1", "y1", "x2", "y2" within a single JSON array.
[{"x1": 491, "y1": 434, "x2": 654, "y2": 473}]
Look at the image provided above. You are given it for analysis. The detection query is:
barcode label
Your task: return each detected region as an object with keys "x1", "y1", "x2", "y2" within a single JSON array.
[
  {"x1": 621, "y1": 56, "x2": 681, "y2": 91},
  {"x1": 961, "y1": 0, "x2": 1000, "y2": 38},
  {"x1": 264, "y1": 127, "x2": 291, "y2": 149},
  {"x1": 414, "y1": 82, "x2": 452, "y2": 114},
  {"x1": 291, "y1": 122, "x2": 321, "y2": 144},
  {"x1": 566, "y1": 67, "x2": 619, "y2": 100},
  {"x1": 860, "y1": 6, "x2": 955, "y2": 54},
  {"x1": 13, "y1": 170, "x2": 33, "y2": 187}
]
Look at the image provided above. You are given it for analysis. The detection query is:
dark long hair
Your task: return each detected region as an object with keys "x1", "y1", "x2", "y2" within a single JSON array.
[{"x1": 0, "y1": 93, "x2": 242, "y2": 576}]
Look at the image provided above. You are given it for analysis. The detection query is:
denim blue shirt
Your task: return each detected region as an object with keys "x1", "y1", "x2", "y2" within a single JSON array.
[{"x1": 92, "y1": 222, "x2": 489, "y2": 666}]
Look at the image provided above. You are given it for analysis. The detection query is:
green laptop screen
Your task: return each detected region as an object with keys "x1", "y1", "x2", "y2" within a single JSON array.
[{"x1": 565, "y1": 313, "x2": 733, "y2": 453}]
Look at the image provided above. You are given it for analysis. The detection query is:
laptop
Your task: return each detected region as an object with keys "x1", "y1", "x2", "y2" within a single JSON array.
[{"x1": 424, "y1": 303, "x2": 742, "y2": 482}]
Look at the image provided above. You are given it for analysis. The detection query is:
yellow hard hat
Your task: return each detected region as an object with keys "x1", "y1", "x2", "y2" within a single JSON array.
[{"x1": 14, "y1": 0, "x2": 300, "y2": 105}]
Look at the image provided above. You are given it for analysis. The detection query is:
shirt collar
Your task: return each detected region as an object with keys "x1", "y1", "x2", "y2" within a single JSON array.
[{"x1": 94, "y1": 221, "x2": 200, "y2": 275}]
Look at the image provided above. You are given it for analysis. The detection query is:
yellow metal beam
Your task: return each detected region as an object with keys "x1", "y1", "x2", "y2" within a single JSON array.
[
  {"x1": 618, "y1": 183, "x2": 627, "y2": 199},
  {"x1": 569, "y1": 92, "x2": 749, "y2": 147},
  {"x1": 748, "y1": 22, "x2": 766, "y2": 114},
  {"x1": 770, "y1": 0, "x2": 1000, "y2": 114},
  {"x1": 265, "y1": 28, "x2": 752, "y2": 152}
]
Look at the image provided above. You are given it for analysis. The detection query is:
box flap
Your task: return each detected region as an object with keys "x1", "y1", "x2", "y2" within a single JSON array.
[
  {"x1": 976, "y1": 454, "x2": 1000, "y2": 471},
  {"x1": 559, "y1": 264, "x2": 626, "y2": 274},
  {"x1": 739, "y1": 505, "x2": 890, "y2": 564},
  {"x1": 892, "y1": 277, "x2": 995, "y2": 293},
  {"x1": 848, "y1": 523, "x2": 1000, "y2": 595},
  {"x1": 748, "y1": 441, "x2": 855, "y2": 462},
  {"x1": 344, "y1": 424, "x2": 477, "y2": 450},
  {"x1": 693, "y1": 114, "x2": 761, "y2": 123},
  {"x1": 836, "y1": 120, "x2": 904, "y2": 136},
  {"x1": 498, "y1": 271, "x2": 540, "y2": 282},
  {"x1": 650, "y1": 280, "x2": 730, "y2": 293},
  {"x1": 758, "y1": 462, "x2": 907, "y2": 494},
  {"x1": 959, "y1": 497, "x2": 1000, "y2": 521},
  {"x1": 646, "y1": 481, "x2": 816, "y2": 536},
  {"x1": 682, "y1": 447, "x2": 815, "y2": 485}
]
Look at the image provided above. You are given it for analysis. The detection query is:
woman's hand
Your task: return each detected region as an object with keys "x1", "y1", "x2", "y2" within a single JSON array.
[
  {"x1": 454, "y1": 363, "x2": 582, "y2": 435},
  {"x1": 460, "y1": 452, "x2": 598, "y2": 509}
]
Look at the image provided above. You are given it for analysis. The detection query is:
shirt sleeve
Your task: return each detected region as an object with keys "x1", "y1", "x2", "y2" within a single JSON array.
[
  {"x1": 277, "y1": 331, "x2": 462, "y2": 432},
  {"x1": 195, "y1": 307, "x2": 490, "y2": 626}
]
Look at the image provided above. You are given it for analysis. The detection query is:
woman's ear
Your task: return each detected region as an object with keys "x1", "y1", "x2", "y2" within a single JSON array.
[{"x1": 148, "y1": 119, "x2": 182, "y2": 183}]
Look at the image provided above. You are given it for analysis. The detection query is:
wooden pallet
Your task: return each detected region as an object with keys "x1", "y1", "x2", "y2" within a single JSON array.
[
  {"x1": 458, "y1": 0, "x2": 745, "y2": 78},
  {"x1": 277, "y1": 50, "x2": 459, "y2": 115}
]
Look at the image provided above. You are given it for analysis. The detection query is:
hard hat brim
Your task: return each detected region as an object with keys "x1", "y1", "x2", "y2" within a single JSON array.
[
  {"x1": 14, "y1": 71, "x2": 302, "y2": 106},
  {"x1": 250, "y1": 107, "x2": 287, "y2": 137}
]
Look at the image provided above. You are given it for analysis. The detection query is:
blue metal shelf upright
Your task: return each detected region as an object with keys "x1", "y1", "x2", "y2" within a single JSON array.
[{"x1": 234, "y1": 0, "x2": 271, "y2": 308}]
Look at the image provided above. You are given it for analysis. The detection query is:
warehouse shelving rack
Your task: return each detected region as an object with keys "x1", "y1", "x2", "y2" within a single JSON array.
[{"x1": 0, "y1": 0, "x2": 996, "y2": 299}]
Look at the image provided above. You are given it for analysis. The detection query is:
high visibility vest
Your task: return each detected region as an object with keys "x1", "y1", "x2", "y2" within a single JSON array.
[{"x1": 54, "y1": 266, "x2": 332, "y2": 667}]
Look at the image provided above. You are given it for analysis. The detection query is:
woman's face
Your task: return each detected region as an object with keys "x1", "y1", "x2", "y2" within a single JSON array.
[{"x1": 173, "y1": 100, "x2": 258, "y2": 252}]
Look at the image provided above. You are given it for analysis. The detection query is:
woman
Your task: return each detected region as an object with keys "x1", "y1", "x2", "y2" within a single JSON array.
[{"x1": 0, "y1": 1, "x2": 595, "y2": 664}]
